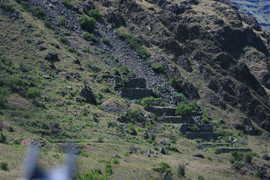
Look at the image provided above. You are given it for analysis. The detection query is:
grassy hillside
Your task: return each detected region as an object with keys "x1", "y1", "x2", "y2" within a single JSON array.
[{"x1": 0, "y1": 0, "x2": 270, "y2": 179}]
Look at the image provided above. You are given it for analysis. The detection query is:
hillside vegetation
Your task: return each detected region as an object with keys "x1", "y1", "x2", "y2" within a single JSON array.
[{"x1": 0, "y1": 0, "x2": 270, "y2": 179}]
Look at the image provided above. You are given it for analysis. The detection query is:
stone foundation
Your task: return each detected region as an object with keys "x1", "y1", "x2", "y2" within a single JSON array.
[
  {"x1": 185, "y1": 132, "x2": 218, "y2": 140},
  {"x1": 146, "y1": 106, "x2": 177, "y2": 116},
  {"x1": 119, "y1": 88, "x2": 153, "y2": 99},
  {"x1": 161, "y1": 116, "x2": 194, "y2": 123}
]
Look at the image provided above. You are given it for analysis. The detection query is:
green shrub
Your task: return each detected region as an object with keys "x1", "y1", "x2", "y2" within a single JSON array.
[
  {"x1": 105, "y1": 164, "x2": 113, "y2": 175},
  {"x1": 88, "y1": 9, "x2": 103, "y2": 20},
  {"x1": 7, "y1": 126, "x2": 14, "y2": 132},
  {"x1": 59, "y1": 36, "x2": 69, "y2": 45},
  {"x1": 128, "y1": 124, "x2": 137, "y2": 135},
  {"x1": 30, "y1": 6, "x2": 45, "y2": 19},
  {"x1": 175, "y1": 102, "x2": 199, "y2": 117},
  {"x1": 82, "y1": 32, "x2": 98, "y2": 43},
  {"x1": 141, "y1": 97, "x2": 158, "y2": 109},
  {"x1": 0, "y1": 87, "x2": 8, "y2": 109},
  {"x1": 217, "y1": 129, "x2": 233, "y2": 137},
  {"x1": 198, "y1": 175, "x2": 205, "y2": 180},
  {"x1": 112, "y1": 68, "x2": 120, "y2": 75},
  {"x1": 153, "y1": 162, "x2": 171, "y2": 174},
  {"x1": 244, "y1": 153, "x2": 252, "y2": 164},
  {"x1": 78, "y1": 16, "x2": 96, "y2": 33},
  {"x1": 0, "y1": 2, "x2": 15, "y2": 13},
  {"x1": 233, "y1": 161, "x2": 243, "y2": 170},
  {"x1": 168, "y1": 146, "x2": 179, "y2": 152},
  {"x1": 176, "y1": 164, "x2": 185, "y2": 177},
  {"x1": 0, "y1": 162, "x2": 9, "y2": 171},
  {"x1": 111, "y1": 158, "x2": 119, "y2": 164},
  {"x1": 97, "y1": 137, "x2": 103, "y2": 143},
  {"x1": 202, "y1": 116, "x2": 210, "y2": 124},
  {"x1": 256, "y1": 170, "x2": 265, "y2": 178},
  {"x1": 27, "y1": 88, "x2": 41, "y2": 99},
  {"x1": 217, "y1": 118, "x2": 225, "y2": 125},
  {"x1": 214, "y1": 148, "x2": 222, "y2": 154},
  {"x1": 173, "y1": 92, "x2": 187, "y2": 103},
  {"x1": 57, "y1": 16, "x2": 66, "y2": 26},
  {"x1": 101, "y1": 37, "x2": 109, "y2": 44},
  {"x1": 75, "y1": 169, "x2": 109, "y2": 180},
  {"x1": 231, "y1": 151, "x2": 244, "y2": 161},
  {"x1": 151, "y1": 63, "x2": 163, "y2": 74},
  {"x1": 0, "y1": 132, "x2": 6, "y2": 143},
  {"x1": 62, "y1": 0, "x2": 73, "y2": 9},
  {"x1": 0, "y1": 55, "x2": 17, "y2": 73},
  {"x1": 169, "y1": 77, "x2": 182, "y2": 92},
  {"x1": 115, "y1": 78, "x2": 129, "y2": 88},
  {"x1": 119, "y1": 66, "x2": 129, "y2": 75},
  {"x1": 168, "y1": 136, "x2": 177, "y2": 144},
  {"x1": 10, "y1": 75, "x2": 29, "y2": 94},
  {"x1": 44, "y1": 19, "x2": 55, "y2": 29},
  {"x1": 188, "y1": 125, "x2": 200, "y2": 132},
  {"x1": 118, "y1": 109, "x2": 144, "y2": 124}
]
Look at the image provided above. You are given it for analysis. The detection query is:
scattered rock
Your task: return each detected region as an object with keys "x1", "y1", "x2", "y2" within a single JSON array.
[
  {"x1": 262, "y1": 154, "x2": 270, "y2": 161},
  {"x1": 112, "y1": 155, "x2": 121, "y2": 159},
  {"x1": 43, "y1": 75, "x2": 52, "y2": 79},
  {"x1": 144, "y1": 148, "x2": 154, "y2": 157},
  {"x1": 193, "y1": 154, "x2": 205, "y2": 159},
  {"x1": 67, "y1": 85, "x2": 72, "y2": 89},
  {"x1": 158, "y1": 147, "x2": 166, "y2": 155},
  {"x1": 79, "y1": 85, "x2": 96, "y2": 104},
  {"x1": 44, "y1": 52, "x2": 59, "y2": 62},
  {"x1": 37, "y1": 45, "x2": 46, "y2": 51},
  {"x1": 73, "y1": 59, "x2": 81, "y2": 65},
  {"x1": 160, "y1": 140, "x2": 171, "y2": 146},
  {"x1": 129, "y1": 145, "x2": 139, "y2": 154}
]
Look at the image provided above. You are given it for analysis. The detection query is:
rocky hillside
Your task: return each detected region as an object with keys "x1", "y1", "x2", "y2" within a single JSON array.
[
  {"x1": 101, "y1": 0, "x2": 270, "y2": 132},
  {"x1": 1, "y1": 0, "x2": 270, "y2": 179},
  {"x1": 229, "y1": 0, "x2": 270, "y2": 32}
]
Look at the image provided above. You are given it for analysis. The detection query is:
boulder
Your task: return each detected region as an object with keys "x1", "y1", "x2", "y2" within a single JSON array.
[
  {"x1": 106, "y1": 9, "x2": 126, "y2": 27},
  {"x1": 44, "y1": 52, "x2": 59, "y2": 62},
  {"x1": 177, "y1": 55, "x2": 192, "y2": 72},
  {"x1": 262, "y1": 154, "x2": 270, "y2": 161},
  {"x1": 158, "y1": 147, "x2": 166, "y2": 155},
  {"x1": 80, "y1": 85, "x2": 96, "y2": 104}
]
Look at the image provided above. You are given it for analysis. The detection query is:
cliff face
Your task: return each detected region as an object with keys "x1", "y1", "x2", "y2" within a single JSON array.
[{"x1": 229, "y1": 0, "x2": 270, "y2": 32}]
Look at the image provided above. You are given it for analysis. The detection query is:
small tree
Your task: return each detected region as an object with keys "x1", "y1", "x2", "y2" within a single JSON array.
[{"x1": 153, "y1": 162, "x2": 173, "y2": 179}]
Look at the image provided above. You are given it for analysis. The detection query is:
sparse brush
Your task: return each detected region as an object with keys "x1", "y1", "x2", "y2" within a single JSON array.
[{"x1": 0, "y1": 162, "x2": 9, "y2": 171}]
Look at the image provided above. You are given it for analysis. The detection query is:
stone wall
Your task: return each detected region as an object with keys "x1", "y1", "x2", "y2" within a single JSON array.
[{"x1": 119, "y1": 88, "x2": 152, "y2": 99}]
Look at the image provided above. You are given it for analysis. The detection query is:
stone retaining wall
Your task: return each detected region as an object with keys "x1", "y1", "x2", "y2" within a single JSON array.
[
  {"x1": 185, "y1": 132, "x2": 218, "y2": 140},
  {"x1": 119, "y1": 88, "x2": 152, "y2": 99}
]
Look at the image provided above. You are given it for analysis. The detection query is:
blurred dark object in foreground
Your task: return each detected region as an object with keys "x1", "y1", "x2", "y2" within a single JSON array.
[{"x1": 22, "y1": 144, "x2": 76, "y2": 180}]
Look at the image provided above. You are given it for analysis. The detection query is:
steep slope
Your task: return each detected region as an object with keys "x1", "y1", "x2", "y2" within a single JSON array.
[
  {"x1": 1, "y1": 0, "x2": 270, "y2": 179},
  {"x1": 99, "y1": 0, "x2": 270, "y2": 132},
  {"x1": 229, "y1": 0, "x2": 270, "y2": 32}
]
